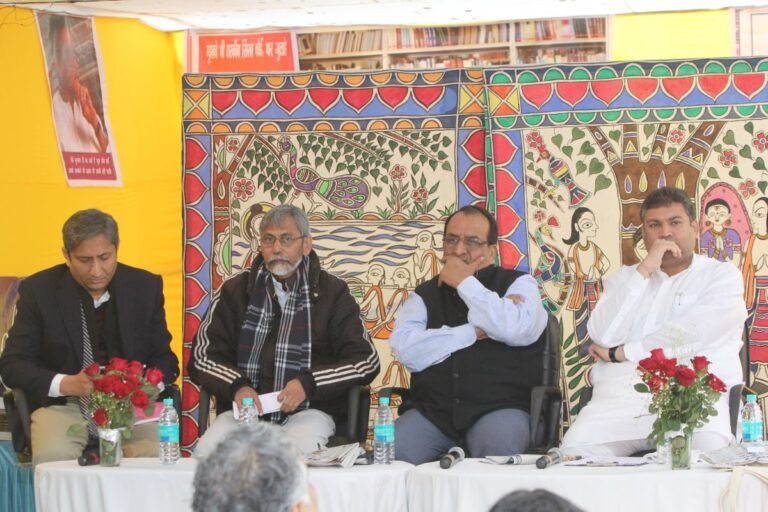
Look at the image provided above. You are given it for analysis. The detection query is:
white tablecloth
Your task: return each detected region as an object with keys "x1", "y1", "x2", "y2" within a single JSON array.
[
  {"x1": 406, "y1": 459, "x2": 766, "y2": 512},
  {"x1": 35, "y1": 458, "x2": 196, "y2": 512},
  {"x1": 34, "y1": 458, "x2": 412, "y2": 512}
]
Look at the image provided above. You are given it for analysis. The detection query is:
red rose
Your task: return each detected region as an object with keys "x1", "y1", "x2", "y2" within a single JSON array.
[
  {"x1": 708, "y1": 373, "x2": 727, "y2": 393},
  {"x1": 131, "y1": 389, "x2": 150, "y2": 409},
  {"x1": 127, "y1": 361, "x2": 144, "y2": 376},
  {"x1": 113, "y1": 381, "x2": 132, "y2": 400},
  {"x1": 145, "y1": 368, "x2": 164, "y2": 386},
  {"x1": 108, "y1": 357, "x2": 129, "y2": 372},
  {"x1": 123, "y1": 374, "x2": 140, "y2": 390},
  {"x1": 92, "y1": 408, "x2": 109, "y2": 427},
  {"x1": 660, "y1": 357, "x2": 678, "y2": 377},
  {"x1": 84, "y1": 363, "x2": 101, "y2": 377},
  {"x1": 648, "y1": 375, "x2": 666, "y2": 392},
  {"x1": 692, "y1": 356, "x2": 710, "y2": 372},
  {"x1": 97, "y1": 375, "x2": 117, "y2": 394},
  {"x1": 650, "y1": 348, "x2": 666, "y2": 361},
  {"x1": 676, "y1": 366, "x2": 697, "y2": 387},
  {"x1": 638, "y1": 357, "x2": 659, "y2": 373}
]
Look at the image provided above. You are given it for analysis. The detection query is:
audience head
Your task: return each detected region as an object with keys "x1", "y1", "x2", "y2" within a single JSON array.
[
  {"x1": 61, "y1": 209, "x2": 119, "y2": 299},
  {"x1": 193, "y1": 423, "x2": 316, "y2": 512},
  {"x1": 489, "y1": 489, "x2": 585, "y2": 512}
]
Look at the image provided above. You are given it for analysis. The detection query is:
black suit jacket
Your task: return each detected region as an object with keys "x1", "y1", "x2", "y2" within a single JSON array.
[{"x1": 0, "y1": 263, "x2": 179, "y2": 413}]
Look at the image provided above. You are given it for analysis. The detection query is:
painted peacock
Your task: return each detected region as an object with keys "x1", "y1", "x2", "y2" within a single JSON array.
[{"x1": 277, "y1": 136, "x2": 370, "y2": 211}]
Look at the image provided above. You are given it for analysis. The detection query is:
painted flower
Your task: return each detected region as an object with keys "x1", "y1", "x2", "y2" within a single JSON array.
[
  {"x1": 411, "y1": 187, "x2": 428, "y2": 204},
  {"x1": 533, "y1": 210, "x2": 546, "y2": 223},
  {"x1": 226, "y1": 137, "x2": 240, "y2": 153},
  {"x1": 232, "y1": 178, "x2": 255, "y2": 201},
  {"x1": 753, "y1": 131, "x2": 768, "y2": 152},
  {"x1": 719, "y1": 150, "x2": 736, "y2": 167},
  {"x1": 389, "y1": 164, "x2": 406, "y2": 181},
  {"x1": 526, "y1": 131, "x2": 543, "y2": 149},
  {"x1": 739, "y1": 179, "x2": 757, "y2": 198},
  {"x1": 668, "y1": 129, "x2": 684, "y2": 144}
]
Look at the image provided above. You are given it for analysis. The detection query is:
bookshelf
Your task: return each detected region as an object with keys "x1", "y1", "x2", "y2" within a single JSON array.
[{"x1": 297, "y1": 17, "x2": 608, "y2": 70}]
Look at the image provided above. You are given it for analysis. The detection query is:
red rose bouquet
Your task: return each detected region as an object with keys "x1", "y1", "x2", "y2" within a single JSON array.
[
  {"x1": 68, "y1": 357, "x2": 164, "y2": 439},
  {"x1": 634, "y1": 348, "x2": 727, "y2": 447}
]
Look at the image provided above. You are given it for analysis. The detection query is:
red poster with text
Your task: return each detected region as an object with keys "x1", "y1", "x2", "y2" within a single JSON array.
[{"x1": 189, "y1": 32, "x2": 298, "y2": 73}]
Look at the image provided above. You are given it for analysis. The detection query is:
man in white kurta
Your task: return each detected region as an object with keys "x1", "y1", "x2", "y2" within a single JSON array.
[{"x1": 562, "y1": 187, "x2": 747, "y2": 456}]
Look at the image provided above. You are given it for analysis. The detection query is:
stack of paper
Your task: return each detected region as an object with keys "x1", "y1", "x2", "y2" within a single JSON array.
[{"x1": 304, "y1": 443, "x2": 365, "y2": 468}]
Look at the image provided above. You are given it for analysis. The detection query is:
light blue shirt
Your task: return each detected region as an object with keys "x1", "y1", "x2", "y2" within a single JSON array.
[{"x1": 390, "y1": 273, "x2": 548, "y2": 372}]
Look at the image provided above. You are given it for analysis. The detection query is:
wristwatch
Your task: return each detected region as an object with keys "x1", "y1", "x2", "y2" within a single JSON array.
[{"x1": 608, "y1": 345, "x2": 621, "y2": 363}]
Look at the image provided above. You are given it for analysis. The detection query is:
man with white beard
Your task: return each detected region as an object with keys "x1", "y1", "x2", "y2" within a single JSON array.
[{"x1": 190, "y1": 205, "x2": 379, "y2": 457}]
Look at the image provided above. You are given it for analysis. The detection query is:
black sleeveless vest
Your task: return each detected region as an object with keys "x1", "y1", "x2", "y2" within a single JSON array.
[{"x1": 409, "y1": 265, "x2": 545, "y2": 440}]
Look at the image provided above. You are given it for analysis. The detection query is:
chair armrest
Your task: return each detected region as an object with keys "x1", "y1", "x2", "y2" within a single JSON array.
[
  {"x1": 197, "y1": 387, "x2": 211, "y2": 438},
  {"x1": 9, "y1": 388, "x2": 32, "y2": 453},
  {"x1": 529, "y1": 385, "x2": 562, "y2": 452}
]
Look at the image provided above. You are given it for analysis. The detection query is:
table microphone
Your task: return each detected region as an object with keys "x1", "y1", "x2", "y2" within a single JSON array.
[
  {"x1": 536, "y1": 447, "x2": 563, "y2": 469},
  {"x1": 439, "y1": 446, "x2": 465, "y2": 469},
  {"x1": 78, "y1": 447, "x2": 100, "y2": 466}
]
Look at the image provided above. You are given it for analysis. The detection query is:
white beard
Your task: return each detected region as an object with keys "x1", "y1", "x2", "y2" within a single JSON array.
[{"x1": 267, "y1": 256, "x2": 301, "y2": 278}]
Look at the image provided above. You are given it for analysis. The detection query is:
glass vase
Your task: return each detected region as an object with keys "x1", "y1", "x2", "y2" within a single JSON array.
[
  {"x1": 98, "y1": 428, "x2": 123, "y2": 467},
  {"x1": 666, "y1": 429, "x2": 691, "y2": 470}
]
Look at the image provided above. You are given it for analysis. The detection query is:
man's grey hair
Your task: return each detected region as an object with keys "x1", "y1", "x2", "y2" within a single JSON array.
[
  {"x1": 260, "y1": 205, "x2": 311, "y2": 237},
  {"x1": 192, "y1": 423, "x2": 309, "y2": 512},
  {"x1": 489, "y1": 489, "x2": 585, "y2": 512},
  {"x1": 639, "y1": 186, "x2": 696, "y2": 222},
  {"x1": 62, "y1": 209, "x2": 119, "y2": 253}
]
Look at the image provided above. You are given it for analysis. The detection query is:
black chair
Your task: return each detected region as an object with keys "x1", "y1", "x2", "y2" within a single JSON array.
[
  {"x1": 3, "y1": 383, "x2": 181, "y2": 462},
  {"x1": 196, "y1": 383, "x2": 371, "y2": 447},
  {"x1": 379, "y1": 313, "x2": 563, "y2": 454},
  {"x1": 575, "y1": 330, "x2": 751, "y2": 437}
]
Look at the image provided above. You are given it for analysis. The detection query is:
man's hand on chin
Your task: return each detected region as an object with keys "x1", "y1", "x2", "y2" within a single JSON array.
[{"x1": 438, "y1": 254, "x2": 485, "y2": 288}]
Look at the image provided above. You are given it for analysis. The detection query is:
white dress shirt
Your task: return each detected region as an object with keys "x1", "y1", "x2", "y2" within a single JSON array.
[{"x1": 390, "y1": 272, "x2": 548, "y2": 372}]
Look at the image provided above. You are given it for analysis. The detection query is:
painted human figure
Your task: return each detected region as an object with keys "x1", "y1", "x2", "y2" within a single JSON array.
[
  {"x1": 700, "y1": 198, "x2": 741, "y2": 263},
  {"x1": 369, "y1": 268, "x2": 411, "y2": 340},
  {"x1": 563, "y1": 207, "x2": 610, "y2": 349},
  {"x1": 742, "y1": 197, "x2": 768, "y2": 363},
  {"x1": 360, "y1": 264, "x2": 386, "y2": 334},
  {"x1": 412, "y1": 231, "x2": 439, "y2": 285},
  {"x1": 241, "y1": 203, "x2": 272, "y2": 271}
]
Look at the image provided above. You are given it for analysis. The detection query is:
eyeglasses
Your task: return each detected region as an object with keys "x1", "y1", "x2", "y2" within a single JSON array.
[
  {"x1": 260, "y1": 234, "x2": 305, "y2": 247},
  {"x1": 443, "y1": 235, "x2": 490, "y2": 249}
]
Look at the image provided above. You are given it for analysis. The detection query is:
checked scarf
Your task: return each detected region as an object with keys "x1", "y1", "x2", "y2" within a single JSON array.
[{"x1": 237, "y1": 256, "x2": 312, "y2": 424}]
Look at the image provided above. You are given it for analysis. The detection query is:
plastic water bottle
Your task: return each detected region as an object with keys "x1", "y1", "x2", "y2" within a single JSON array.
[
  {"x1": 158, "y1": 398, "x2": 180, "y2": 464},
  {"x1": 239, "y1": 397, "x2": 259, "y2": 426},
  {"x1": 373, "y1": 396, "x2": 395, "y2": 464},
  {"x1": 741, "y1": 394, "x2": 765, "y2": 453}
]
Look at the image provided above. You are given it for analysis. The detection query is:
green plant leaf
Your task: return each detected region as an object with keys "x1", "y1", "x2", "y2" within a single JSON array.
[
  {"x1": 552, "y1": 134, "x2": 563, "y2": 148},
  {"x1": 608, "y1": 130, "x2": 621, "y2": 143},
  {"x1": 572, "y1": 127, "x2": 585, "y2": 141},
  {"x1": 563, "y1": 146, "x2": 573, "y2": 158},
  {"x1": 707, "y1": 167, "x2": 720, "y2": 179},
  {"x1": 723, "y1": 129, "x2": 736, "y2": 146},
  {"x1": 759, "y1": 181, "x2": 767, "y2": 194},
  {"x1": 579, "y1": 141, "x2": 595, "y2": 156},
  {"x1": 728, "y1": 167, "x2": 742, "y2": 179},
  {"x1": 740, "y1": 145, "x2": 753, "y2": 159},
  {"x1": 588, "y1": 158, "x2": 604, "y2": 175},
  {"x1": 594, "y1": 175, "x2": 612, "y2": 193},
  {"x1": 576, "y1": 161, "x2": 587, "y2": 175},
  {"x1": 755, "y1": 157, "x2": 766, "y2": 171},
  {"x1": 643, "y1": 124, "x2": 655, "y2": 138}
]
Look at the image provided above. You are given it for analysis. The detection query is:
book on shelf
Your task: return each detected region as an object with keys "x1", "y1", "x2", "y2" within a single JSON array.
[{"x1": 515, "y1": 17, "x2": 605, "y2": 42}]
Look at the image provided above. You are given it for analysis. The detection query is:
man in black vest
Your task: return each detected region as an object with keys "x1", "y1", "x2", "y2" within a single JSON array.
[{"x1": 390, "y1": 205, "x2": 548, "y2": 464}]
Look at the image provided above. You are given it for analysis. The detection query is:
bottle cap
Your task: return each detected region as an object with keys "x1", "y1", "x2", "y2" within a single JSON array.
[
  {"x1": 379, "y1": 397, "x2": 390, "y2": 406},
  {"x1": 243, "y1": 397, "x2": 254, "y2": 405},
  {"x1": 746, "y1": 394, "x2": 757, "y2": 402},
  {"x1": 163, "y1": 398, "x2": 174, "y2": 405}
]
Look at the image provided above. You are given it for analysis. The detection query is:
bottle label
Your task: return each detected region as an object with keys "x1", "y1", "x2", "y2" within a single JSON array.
[
  {"x1": 743, "y1": 420, "x2": 764, "y2": 443},
  {"x1": 374, "y1": 423, "x2": 394, "y2": 443},
  {"x1": 159, "y1": 424, "x2": 179, "y2": 443}
]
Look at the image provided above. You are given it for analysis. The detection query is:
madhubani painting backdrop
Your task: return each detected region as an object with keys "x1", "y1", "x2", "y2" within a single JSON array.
[{"x1": 181, "y1": 59, "x2": 768, "y2": 454}]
